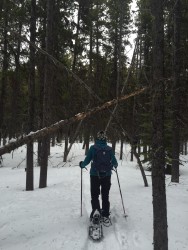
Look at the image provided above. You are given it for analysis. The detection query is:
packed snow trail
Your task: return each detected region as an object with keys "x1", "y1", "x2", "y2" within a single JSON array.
[
  {"x1": 82, "y1": 171, "x2": 128, "y2": 250},
  {"x1": 0, "y1": 143, "x2": 188, "y2": 249}
]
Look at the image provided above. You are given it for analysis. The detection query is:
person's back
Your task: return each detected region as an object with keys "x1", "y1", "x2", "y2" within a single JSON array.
[
  {"x1": 92, "y1": 144, "x2": 112, "y2": 174},
  {"x1": 89, "y1": 138, "x2": 116, "y2": 177},
  {"x1": 79, "y1": 131, "x2": 118, "y2": 221}
]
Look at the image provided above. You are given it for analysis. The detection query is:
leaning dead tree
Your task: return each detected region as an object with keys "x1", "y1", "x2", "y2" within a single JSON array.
[
  {"x1": 0, "y1": 24, "x2": 148, "y2": 186},
  {"x1": 104, "y1": 36, "x2": 149, "y2": 187},
  {"x1": 0, "y1": 88, "x2": 146, "y2": 157}
]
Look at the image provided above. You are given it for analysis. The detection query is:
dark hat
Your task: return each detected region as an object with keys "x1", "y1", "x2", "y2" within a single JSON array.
[{"x1": 97, "y1": 131, "x2": 107, "y2": 140}]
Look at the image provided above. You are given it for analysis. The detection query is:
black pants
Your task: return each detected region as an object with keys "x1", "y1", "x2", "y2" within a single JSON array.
[{"x1": 90, "y1": 175, "x2": 111, "y2": 217}]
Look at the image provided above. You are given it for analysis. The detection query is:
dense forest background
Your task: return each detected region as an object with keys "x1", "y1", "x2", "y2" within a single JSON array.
[
  {"x1": 0, "y1": 1, "x2": 188, "y2": 174},
  {"x1": 0, "y1": 0, "x2": 188, "y2": 168},
  {"x1": 0, "y1": 1, "x2": 188, "y2": 249}
]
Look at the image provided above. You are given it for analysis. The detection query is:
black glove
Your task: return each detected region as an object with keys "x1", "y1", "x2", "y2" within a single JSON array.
[
  {"x1": 79, "y1": 161, "x2": 83, "y2": 168},
  {"x1": 113, "y1": 165, "x2": 118, "y2": 170}
]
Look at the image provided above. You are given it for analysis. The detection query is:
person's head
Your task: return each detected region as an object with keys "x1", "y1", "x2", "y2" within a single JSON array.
[{"x1": 96, "y1": 131, "x2": 107, "y2": 141}]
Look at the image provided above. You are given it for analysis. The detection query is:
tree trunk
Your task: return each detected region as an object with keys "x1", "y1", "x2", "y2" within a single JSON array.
[
  {"x1": 137, "y1": 140, "x2": 141, "y2": 156},
  {"x1": 39, "y1": 137, "x2": 49, "y2": 188},
  {"x1": 180, "y1": 142, "x2": 183, "y2": 154},
  {"x1": 171, "y1": 0, "x2": 181, "y2": 183},
  {"x1": 0, "y1": 0, "x2": 3, "y2": 20},
  {"x1": 63, "y1": 133, "x2": 69, "y2": 162},
  {"x1": 10, "y1": 17, "x2": 23, "y2": 138},
  {"x1": 94, "y1": 0, "x2": 101, "y2": 90},
  {"x1": 151, "y1": 0, "x2": 168, "y2": 249},
  {"x1": 51, "y1": 135, "x2": 55, "y2": 147},
  {"x1": 0, "y1": 0, "x2": 8, "y2": 145},
  {"x1": 37, "y1": 11, "x2": 46, "y2": 167},
  {"x1": 39, "y1": 0, "x2": 54, "y2": 188},
  {"x1": 130, "y1": 147, "x2": 134, "y2": 161},
  {"x1": 120, "y1": 138, "x2": 123, "y2": 160},
  {"x1": 63, "y1": 118, "x2": 84, "y2": 162},
  {"x1": 84, "y1": 128, "x2": 90, "y2": 155},
  {"x1": 112, "y1": 140, "x2": 116, "y2": 154},
  {"x1": 72, "y1": 1, "x2": 81, "y2": 72},
  {"x1": 38, "y1": 141, "x2": 42, "y2": 166},
  {"x1": 184, "y1": 142, "x2": 187, "y2": 155},
  {"x1": 26, "y1": 0, "x2": 36, "y2": 191},
  {"x1": 143, "y1": 144, "x2": 147, "y2": 161}
]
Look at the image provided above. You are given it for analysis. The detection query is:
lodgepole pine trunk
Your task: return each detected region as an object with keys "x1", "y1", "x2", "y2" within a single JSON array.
[
  {"x1": 151, "y1": 0, "x2": 168, "y2": 249},
  {"x1": 39, "y1": 0, "x2": 54, "y2": 188},
  {"x1": 120, "y1": 138, "x2": 123, "y2": 160},
  {"x1": 0, "y1": 0, "x2": 3, "y2": 20},
  {"x1": 171, "y1": 0, "x2": 181, "y2": 183},
  {"x1": 26, "y1": 0, "x2": 36, "y2": 191},
  {"x1": 0, "y1": 0, "x2": 8, "y2": 145}
]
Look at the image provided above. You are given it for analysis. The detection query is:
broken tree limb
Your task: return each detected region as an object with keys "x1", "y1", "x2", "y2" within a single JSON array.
[
  {"x1": 102, "y1": 36, "x2": 148, "y2": 187},
  {"x1": 63, "y1": 102, "x2": 90, "y2": 162},
  {"x1": 0, "y1": 88, "x2": 146, "y2": 157},
  {"x1": 105, "y1": 36, "x2": 139, "y2": 132}
]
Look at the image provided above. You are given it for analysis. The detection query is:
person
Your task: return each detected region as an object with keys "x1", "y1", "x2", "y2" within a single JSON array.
[{"x1": 79, "y1": 131, "x2": 118, "y2": 222}]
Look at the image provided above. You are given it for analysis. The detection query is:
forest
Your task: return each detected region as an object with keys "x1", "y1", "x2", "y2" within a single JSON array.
[{"x1": 0, "y1": 0, "x2": 188, "y2": 250}]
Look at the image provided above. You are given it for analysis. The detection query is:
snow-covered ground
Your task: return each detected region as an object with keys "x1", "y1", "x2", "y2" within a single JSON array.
[{"x1": 0, "y1": 142, "x2": 188, "y2": 250}]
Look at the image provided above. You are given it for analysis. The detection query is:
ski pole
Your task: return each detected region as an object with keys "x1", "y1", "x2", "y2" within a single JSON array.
[
  {"x1": 114, "y1": 168, "x2": 127, "y2": 217},
  {"x1": 81, "y1": 168, "x2": 83, "y2": 217}
]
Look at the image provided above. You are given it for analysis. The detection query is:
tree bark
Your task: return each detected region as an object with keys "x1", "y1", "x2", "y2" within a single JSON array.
[
  {"x1": 171, "y1": 0, "x2": 181, "y2": 183},
  {"x1": 130, "y1": 147, "x2": 134, "y2": 161},
  {"x1": 9, "y1": 16, "x2": 23, "y2": 138},
  {"x1": 63, "y1": 118, "x2": 84, "y2": 162},
  {"x1": 63, "y1": 132, "x2": 69, "y2": 162},
  {"x1": 151, "y1": 0, "x2": 168, "y2": 249},
  {"x1": 72, "y1": 1, "x2": 81, "y2": 72},
  {"x1": 0, "y1": 0, "x2": 8, "y2": 145},
  {"x1": 84, "y1": 127, "x2": 90, "y2": 155},
  {"x1": 112, "y1": 140, "x2": 116, "y2": 154},
  {"x1": 37, "y1": 10, "x2": 46, "y2": 166},
  {"x1": 26, "y1": 0, "x2": 36, "y2": 191},
  {"x1": 39, "y1": 0, "x2": 54, "y2": 188},
  {"x1": 184, "y1": 142, "x2": 187, "y2": 155},
  {"x1": 0, "y1": 0, "x2": 3, "y2": 20},
  {"x1": 120, "y1": 138, "x2": 123, "y2": 160}
]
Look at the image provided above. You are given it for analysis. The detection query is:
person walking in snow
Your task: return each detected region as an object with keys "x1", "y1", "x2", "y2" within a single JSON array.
[{"x1": 79, "y1": 131, "x2": 118, "y2": 223}]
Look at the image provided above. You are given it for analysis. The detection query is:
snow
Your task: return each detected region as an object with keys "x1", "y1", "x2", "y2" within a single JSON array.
[{"x1": 0, "y1": 142, "x2": 188, "y2": 250}]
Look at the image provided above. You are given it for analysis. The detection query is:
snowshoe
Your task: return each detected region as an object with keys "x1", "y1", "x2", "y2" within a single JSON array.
[
  {"x1": 88, "y1": 209, "x2": 103, "y2": 241},
  {"x1": 102, "y1": 216, "x2": 112, "y2": 227}
]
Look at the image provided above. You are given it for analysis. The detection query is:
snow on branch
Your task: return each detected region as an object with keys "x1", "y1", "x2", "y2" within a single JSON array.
[{"x1": 0, "y1": 88, "x2": 146, "y2": 156}]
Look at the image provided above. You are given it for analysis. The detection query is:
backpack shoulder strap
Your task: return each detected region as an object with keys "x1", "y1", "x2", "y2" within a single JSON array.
[
  {"x1": 106, "y1": 145, "x2": 112, "y2": 150},
  {"x1": 93, "y1": 144, "x2": 112, "y2": 151},
  {"x1": 93, "y1": 144, "x2": 100, "y2": 150}
]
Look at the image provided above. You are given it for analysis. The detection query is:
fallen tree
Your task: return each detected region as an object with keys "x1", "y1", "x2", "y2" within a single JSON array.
[
  {"x1": 0, "y1": 23, "x2": 149, "y2": 187},
  {"x1": 0, "y1": 87, "x2": 146, "y2": 156}
]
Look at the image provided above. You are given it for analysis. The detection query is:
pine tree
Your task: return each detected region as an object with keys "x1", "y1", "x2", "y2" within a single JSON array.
[
  {"x1": 151, "y1": 0, "x2": 168, "y2": 249},
  {"x1": 171, "y1": 0, "x2": 182, "y2": 183},
  {"x1": 0, "y1": 0, "x2": 8, "y2": 145},
  {"x1": 26, "y1": 0, "x2": 36, "y2": 191},
  {"x1": 39, "y1": 0, "x2": 55, "y2": 188}
]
